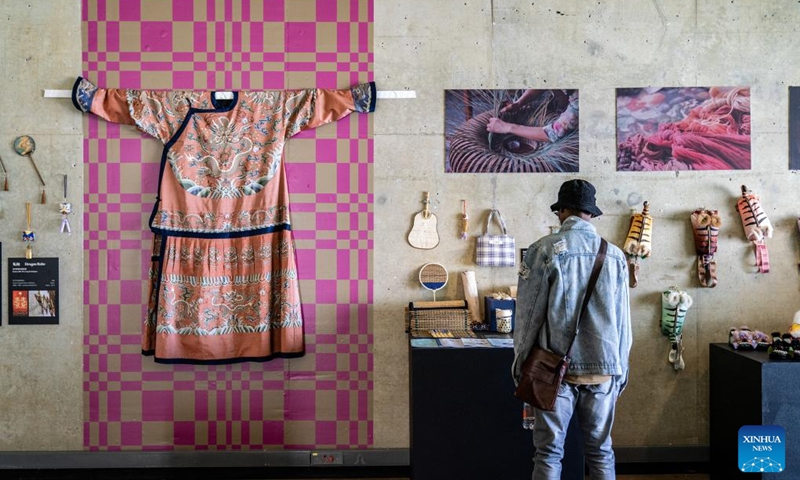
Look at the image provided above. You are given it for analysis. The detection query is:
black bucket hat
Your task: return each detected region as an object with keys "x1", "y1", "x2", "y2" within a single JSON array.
[{"x1": 550, "y1": 179, "x2": 603, "y2": 217}]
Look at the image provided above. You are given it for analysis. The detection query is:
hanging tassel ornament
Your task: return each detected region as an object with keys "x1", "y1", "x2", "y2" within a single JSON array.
[
  {"x1": 23, "y1": 202, "x2": 35, "y2": 259},
  {"x1": 59, "y1": 175, "x2": 72, "y2": 234},
  {"x1": 460, "y1": 200, "x2": 469, "y2": 240}
]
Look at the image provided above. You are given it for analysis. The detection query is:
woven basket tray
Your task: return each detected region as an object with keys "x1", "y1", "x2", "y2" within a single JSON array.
[{"x1": 405, "y1": 307, "x2": 470, "y2": 332}]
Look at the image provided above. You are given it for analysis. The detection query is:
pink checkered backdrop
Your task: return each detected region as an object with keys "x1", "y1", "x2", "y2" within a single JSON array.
[{"x1": 82, "y1": 0, "x2": 373, "y2": 450}]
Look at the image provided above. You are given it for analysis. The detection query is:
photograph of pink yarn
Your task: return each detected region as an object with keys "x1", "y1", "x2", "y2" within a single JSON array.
[{"x1": 616, "y1": 86, "x2": 751, "y2": 171}]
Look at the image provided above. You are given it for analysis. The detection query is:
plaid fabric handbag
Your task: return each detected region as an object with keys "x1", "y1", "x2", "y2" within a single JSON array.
[{"x1": 476, "y1": 209, "x2": 515, "y2": 267}]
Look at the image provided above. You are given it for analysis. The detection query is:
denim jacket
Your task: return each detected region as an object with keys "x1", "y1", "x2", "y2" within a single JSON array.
[{"x1": 512, "y1": 216, "x2": 632, "y2": 393}]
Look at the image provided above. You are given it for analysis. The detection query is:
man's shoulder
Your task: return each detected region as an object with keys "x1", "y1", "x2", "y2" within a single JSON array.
[
  {"x1": 530, "y1": 234, "x2": 563, "y2": 251},
  {"x1": 599, "y1": 239, "x2": 629, "y2": 274}
]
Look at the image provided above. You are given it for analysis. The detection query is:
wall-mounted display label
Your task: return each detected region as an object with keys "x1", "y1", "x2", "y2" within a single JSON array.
[{"x1": 7, "y1": 257, "x2": 59, "y2": 325}]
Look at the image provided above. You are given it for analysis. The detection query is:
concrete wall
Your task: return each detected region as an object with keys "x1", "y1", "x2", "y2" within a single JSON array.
[
  {"x1": 374, "y1": 0, "x2": 800, "y2": 448},
  {"x1": 0, "y1": 0, "x2": 83, "y2": 450},
  {"x1": 3, "y1": 0, "x2": 800, "y2": 454}
]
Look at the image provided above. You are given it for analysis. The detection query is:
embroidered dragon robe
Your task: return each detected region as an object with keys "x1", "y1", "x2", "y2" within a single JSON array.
[{"x1": 72, "y1": 77, "x2": 375, "y2": 363}]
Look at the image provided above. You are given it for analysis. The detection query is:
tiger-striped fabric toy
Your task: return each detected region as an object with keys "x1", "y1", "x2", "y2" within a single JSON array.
[
  {"x1": 690, "y1": 208, "x2": 721, "y2": 288},
  {"x1": 622, "y1": 201, "x2": 653, "y2": 288},
  {"x1": 660, "y1": 286, "x2": 693, "y2": 371},
  {"x1": 735, "y1": 185, "x2": 773, "y2": 273},
  {"x1": 796, "y1": 217, "x2": 800, "y2": 270}
]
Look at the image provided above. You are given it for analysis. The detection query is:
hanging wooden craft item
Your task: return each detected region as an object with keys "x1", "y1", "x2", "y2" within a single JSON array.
[
  {"x1": 690, "y1": 208, "x2": 721, "y2": 287},
  {"x1": 23, "y1": 202, "x2": 35, "y2": 259},
  {"x1": 460, "y1": 200, "x2": 469, "y2": 240},
  {"x1": 13, "y1": 135, "x2": 46, "y2": 203},
  {"x1": 408, "y1": 192, "x2": 440, "y2": 249},
  {"x1": 59, "y1": 174, "x2": 72, "y2": 234},
  {"x1": 660, "y1": 286, "x2": 693, "y2": 371},
  {"x1": 735, "y1": 185, "x2": 773, "y2": 273},
  {"x1": 622, "y1": 201, "x2": 653, "y2": 288},
  {"x1": 460, "y1": 270, "x2": 480, "y2": 324},
  {"x1": 0, "y1": 152, "x2": 8, "y2": 190}
]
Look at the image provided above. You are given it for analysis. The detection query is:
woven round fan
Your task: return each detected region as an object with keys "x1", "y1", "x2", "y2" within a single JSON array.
[{"x1": 419, "y1": 263, "x2": 448, "y2": 301}]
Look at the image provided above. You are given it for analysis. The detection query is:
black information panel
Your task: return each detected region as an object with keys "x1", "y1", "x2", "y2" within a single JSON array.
[
  {"x1": 409, "y1": 340, "x2": 584, "y2": 480},
  {"x1": 7, "y1": 257, "x2": 59, "y2": 325},
  {"x1": 710, "y1": 343, "x2": 800, "y2": 480}
]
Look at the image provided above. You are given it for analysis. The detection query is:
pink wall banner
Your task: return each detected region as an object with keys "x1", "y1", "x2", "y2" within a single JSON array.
[{"x1": 82, "y1": 0, "x2": 373, "y2": 450}]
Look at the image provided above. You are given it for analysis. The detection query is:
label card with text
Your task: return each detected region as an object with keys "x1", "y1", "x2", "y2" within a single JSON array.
[{"x1": 7, "y1": 257, "x2": 59, "y2": 325}]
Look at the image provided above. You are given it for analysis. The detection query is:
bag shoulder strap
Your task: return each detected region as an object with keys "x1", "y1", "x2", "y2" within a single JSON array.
[
  {"x1": 484, "y1": 209, "x2": 508, "y2": 236},
  {"x1": 546, "y1": 238, "x2": 608, "y2": 357}
]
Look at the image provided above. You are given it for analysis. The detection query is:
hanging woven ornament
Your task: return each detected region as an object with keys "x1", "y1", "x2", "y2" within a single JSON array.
[
  {"x1": 22, "y1": 202, "x2": 35, "y2": 259},
  {"x1": 660, "y1": 286, "x2": 693, "y2": 371},
  {"x1": 407, "y1": 192, "x2": 439, "y2": 249},
  {"x1": 735, "y1": 185, "x2": 773, "y2": 273},
  {"x1": 622, "y1": 201, "x2": 653, "y2": 288},
  {"x1": 59, "y1": 174, "x2": 72, "y2": 234},
  {"x1": 690, "y1": 208, "x2": 722, "y2": 288}
]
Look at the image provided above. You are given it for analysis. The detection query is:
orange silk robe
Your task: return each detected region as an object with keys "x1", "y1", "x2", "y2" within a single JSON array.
[{"x1": 73, "y1": 77, "x2": 375, "y2": 363}]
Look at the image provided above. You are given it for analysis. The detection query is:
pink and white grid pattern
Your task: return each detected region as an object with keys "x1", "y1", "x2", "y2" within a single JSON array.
[{"x1": 82, "y1": 0, "x2": 373, "y2": 450}]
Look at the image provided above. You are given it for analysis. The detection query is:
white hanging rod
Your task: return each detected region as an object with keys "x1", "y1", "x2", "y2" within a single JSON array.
[
  {"x1": 376, "y1": 90, "x2": 416, "y2": 99},
  {"x1": 44, "y1": 89, "x2": 415, "y2": 99}
]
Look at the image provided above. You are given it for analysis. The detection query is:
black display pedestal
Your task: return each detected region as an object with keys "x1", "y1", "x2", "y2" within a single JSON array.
[
  {"x1": 709, "y1": 343, "x2": 800, "y2": 480},
  {"x1": 409, "y1": 340, "x2": 584, "y2": 479}
]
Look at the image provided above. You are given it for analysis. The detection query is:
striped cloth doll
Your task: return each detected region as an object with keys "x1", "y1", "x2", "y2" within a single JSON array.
[
  {"x1": 622, "y1": 201, "x2": 653, "y2": 288},
  {"x1": 661, "y1": 286, "x2": 693, "y2": 371},
  {"x1": 690, "y1": 208, "x2": 721, "y2": 287},
  {"x1": 796, "y1": 218, "x2": 800, "y2": 270},
  {"x1": 736, "y1": 185, "x2": 773, "y2": 273}
]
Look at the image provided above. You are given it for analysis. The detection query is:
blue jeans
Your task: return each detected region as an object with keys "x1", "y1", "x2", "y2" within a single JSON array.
[{"x1": 532, "y1": 379, "x2": 617, "y2": 480}]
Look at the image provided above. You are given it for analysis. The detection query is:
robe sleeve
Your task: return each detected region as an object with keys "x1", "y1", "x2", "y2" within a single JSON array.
[
  {"x1": 72, "y1": 76, "x2": 192, "y2": 144},
  {"x1": 284, "y1": 82, "x2": 376, "y2": 137}
]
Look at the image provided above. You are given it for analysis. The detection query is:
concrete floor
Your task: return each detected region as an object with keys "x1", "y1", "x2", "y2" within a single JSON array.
[
  {"x1": 616, "y1": 477, "x2": 708, "y2": 480},
  {"x1": 283, "y1": 477, "x2": 710, "y2": 480},
  {"x1": 4, "y1": 472, "x2": 710, "y2": 480}
]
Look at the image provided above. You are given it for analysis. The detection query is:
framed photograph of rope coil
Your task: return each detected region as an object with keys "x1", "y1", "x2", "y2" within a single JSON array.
[
  {"x1": 444, "y1": 89, "x2": 579, "y2": 173},
  {"x1": 616, "y1": 86, "x2": 751, "y2": 171}
]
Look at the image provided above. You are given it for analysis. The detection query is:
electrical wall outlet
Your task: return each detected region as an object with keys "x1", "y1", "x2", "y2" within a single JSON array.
[{"x1": 310, "y1": 451, "x2": 343, "y2": 465}]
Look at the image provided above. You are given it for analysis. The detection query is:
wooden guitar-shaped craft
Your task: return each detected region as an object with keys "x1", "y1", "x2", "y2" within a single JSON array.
[{"x1": 408, "y1": 192, "x2": 440, "y2": 249}]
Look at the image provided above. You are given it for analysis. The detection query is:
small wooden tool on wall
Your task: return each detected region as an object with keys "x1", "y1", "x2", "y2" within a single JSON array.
[{"x1": 14, "y1": 135, "x2": 46, "y2": 204}]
